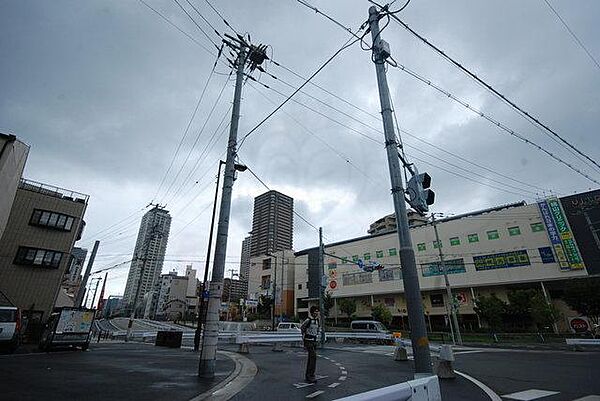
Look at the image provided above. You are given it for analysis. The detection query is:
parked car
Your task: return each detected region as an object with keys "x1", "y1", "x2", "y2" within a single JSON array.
[
  {"x1": 277, "y1": 322, "x2": 301, "y2": 332},
  {"x1": 0, "y1": 306, "x2": 21, "y2": 353},
  {"x1": 351, "y1": 320, "x2": 389, "y2": 333}
]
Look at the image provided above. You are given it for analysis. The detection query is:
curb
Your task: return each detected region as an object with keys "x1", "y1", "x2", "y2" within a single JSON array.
[{"x1": 190, "y1": 350, "x2": 258, "y2": 401}]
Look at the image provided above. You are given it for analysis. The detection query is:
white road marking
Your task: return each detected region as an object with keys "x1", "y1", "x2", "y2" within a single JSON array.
[
  {"x1": 340, "y1": 370, "x2": 347, "y2": 375},
  {"x1": 293, "y1": 383, "x2": 314, "y2": 389},
  {"x1": 328, "y1": 383, "x2": 341, "y2": 388},
  {"x1": 573, "y1": 396, "x2": 600, "y2": 401},
  {"x1": 339, "y1": 376, "x2": 347, "y2": 381},
  {"x1": 306, "y1": 390, "x2": 325, "y2": 398},
  {"x1": 315, "y1": 375, "x2": 328, "y2": 380},
  {"x1": 335, "y1": 362, "x2": 342, "y2": 366},
  {"x1": 502, "y1": 389, "x2": 559, "y2": 400},
  {"x1": 455, "y1": 370, "x2": 502, "y2": 401}
]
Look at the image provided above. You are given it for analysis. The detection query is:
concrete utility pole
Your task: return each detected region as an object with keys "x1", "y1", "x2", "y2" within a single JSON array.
[
  {"x1": 89, "y1": 277, "x2": 102, "y2": 310},
  {"x1": 432, "y1": 214, "x2": 462, "y2": 345},
  {"x1": 199, "y1": 47, "x2": 248, "y2": 378},
  {"x1": 368, "y1": 6, "x2": 432, "y2": 375},
  {"x1": 82, "y1": 277, "x2": 100, "y2": 309},
  {"x1": 318, "y1": 227, "x2": 326, "y2": 346},
  {"x1": 75, "y1": 240, "x2": 99, "y2": 308}
]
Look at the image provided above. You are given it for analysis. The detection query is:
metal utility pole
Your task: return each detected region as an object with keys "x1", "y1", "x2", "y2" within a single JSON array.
[
  {"x1": 368, "y1": 6, "x2": 432, "y2": 375},
  {"x1": 318, "y1": 227, "x2": 326, "y2": 345},
  {"x1": 432, "y1": 214, "x2": 462, "y2": 345},
  {"x1": 195, "y1": 160, "x2": 225, "y2": 351},
  {"x1": 75, "y1": 240, "x2": 99, "y2": 308},
  {"x1": 199, "y1": 47, "x2": 248, "y2": 378}
]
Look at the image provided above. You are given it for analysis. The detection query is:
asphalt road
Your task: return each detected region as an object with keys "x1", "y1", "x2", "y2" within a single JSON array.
[{"x1": 0, "y1": 342, "x2": 234, "y2": 401}]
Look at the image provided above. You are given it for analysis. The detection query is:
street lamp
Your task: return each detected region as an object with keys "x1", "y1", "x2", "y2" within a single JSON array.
[{"x1": 194, "y1": 160, "x2": 246, "y2": 351}]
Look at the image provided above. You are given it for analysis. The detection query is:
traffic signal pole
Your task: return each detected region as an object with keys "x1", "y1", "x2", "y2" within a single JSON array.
[{"x1": 368, "y1": 6, "x2": 432, "y2": 376}]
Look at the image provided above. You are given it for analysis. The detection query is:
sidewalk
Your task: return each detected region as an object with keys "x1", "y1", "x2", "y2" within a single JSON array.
[{"x1": 0, "y1": 342, "x2": 236, "y2": 401}]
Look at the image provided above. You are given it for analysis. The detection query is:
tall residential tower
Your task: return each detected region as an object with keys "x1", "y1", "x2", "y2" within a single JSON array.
[
  {"x1": 250, "y1": 190, "x2": 293, "y2": 257},
  {"x1": 122, "y1": 205, "x2": 171, "y2": 314}
]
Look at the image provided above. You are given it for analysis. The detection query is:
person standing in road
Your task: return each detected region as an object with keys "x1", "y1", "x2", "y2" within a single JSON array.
[{"x1": 301, "y1": 306, "x2": 321, "y2": 383}]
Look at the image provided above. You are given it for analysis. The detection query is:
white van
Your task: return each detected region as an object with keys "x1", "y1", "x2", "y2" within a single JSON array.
[
  {"x1": 0, "y1": 306, "x2": 21, "y2": 352},
  {"x1": 276, "y1": 322, "x2": 301, "y2": 332},
  {"x1": 350, "y1": 320, "x2": 389, "y2": 333}
]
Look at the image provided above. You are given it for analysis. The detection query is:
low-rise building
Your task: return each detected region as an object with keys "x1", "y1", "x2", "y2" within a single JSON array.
[{"x1": 248, "y1": 250, "x2": 296, "y2": 319}]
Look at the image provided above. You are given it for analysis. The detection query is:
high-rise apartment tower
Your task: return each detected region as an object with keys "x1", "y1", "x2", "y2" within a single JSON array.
[
  {"x1": 250, "y1": 190, "x2": 293, "y2": 257},
  {"x1": 122, "y1": 205, "x2": 171, "y2": 314}
]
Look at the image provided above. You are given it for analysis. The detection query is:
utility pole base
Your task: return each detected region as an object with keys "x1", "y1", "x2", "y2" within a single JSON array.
[{"x1": 198, "y1": 359, "x2": 216, "y2": 378}]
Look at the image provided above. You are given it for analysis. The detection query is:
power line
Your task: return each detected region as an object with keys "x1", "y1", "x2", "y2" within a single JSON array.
[
  {"x1": 237, "y1": 34, "x2": 363, "y2": 150},
  {"x1": 389, "y1": 62, "x2": 600, "y2": 185},
  {"x1": 152, "y1": 63, "x2": 218, "y2": 202},
  {"x1": 386, "y1": 12, "x2": 600, "y2": 173},
  {"x1": 542, "y1": 0, "x2": 600, "y2": 72},
  {"x1": 172, "y1": 0, "x2": 220, "y2": 49}
]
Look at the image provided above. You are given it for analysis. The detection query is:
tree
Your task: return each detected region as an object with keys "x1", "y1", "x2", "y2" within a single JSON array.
[
  {"x1": 371, "y1": 303, "x2": 392, "y2": 327},
  {"x1": 474, "y1": 294, "x2": 506, "y2": 332},
  {"x1": 257, "y1": 295, "x2": 273, "y2": 319},
  {"x1": 338, "y1": 298, "x2": 356, "y2": 319},
  {"x1": 530, "y1": 292, "x2": 560, "y2": 331},
  {"x1": 563, "y1": 278, "x2": 600, "y2": 325},
  {"x1": 322, "y1": 291, "x2": 334, "y2": 318}
]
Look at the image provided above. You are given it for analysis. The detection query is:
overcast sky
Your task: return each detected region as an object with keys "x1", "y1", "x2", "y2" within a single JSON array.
[{"x1": 1, "y1": 0, "x2": 599, "y2": 301}]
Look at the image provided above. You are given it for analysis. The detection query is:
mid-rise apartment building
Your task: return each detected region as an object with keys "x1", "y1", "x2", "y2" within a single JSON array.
[
  {"x1": 240, "y1": 235, "x2": 252, "y2": 281},
  {"x1": 248, "y1": 250, "x2": 296, "y2": 318},
  {"x1": 0, "y1": 133, "x2": 29, "y2": 239},
  {"x1": 0, "y1": 179, "x2": 88, "y2": 323}
]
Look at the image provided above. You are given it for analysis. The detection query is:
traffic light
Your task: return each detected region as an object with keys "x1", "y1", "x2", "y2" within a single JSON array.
[{"x1": 406, "y1": 168, "x2": 435, "y2": 214}]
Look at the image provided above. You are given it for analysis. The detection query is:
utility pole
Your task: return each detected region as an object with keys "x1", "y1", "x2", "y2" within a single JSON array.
[
  {"x1": 432, "y1": 214, "x2": 462, "y2": 345},
  {"x1": 198, "y1": 45, "x2": 248, "y2": 378},
  {"x1": 83, "y1": 277, "x2": 100, "y2": 309},
  {"x1": 368, "y1": 6, "x2": 432, "y2": 375},
  {"x1": 89, "y1": 278, "x2": 102, "y2": 310},
  {"x1": 270, "y1": 253, "x2": 278, "y2": 331},
  {"x1": 318, "y1": 227, "x2": 326, "y2": 346},
  {"x1": 75, "y1": 240, "x2": 99, "y2": 308},
  {"x1": 126, "y1": 207, "x2": 160, "y2": 342}
]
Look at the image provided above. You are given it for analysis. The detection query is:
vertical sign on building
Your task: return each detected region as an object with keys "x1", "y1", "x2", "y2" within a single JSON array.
[
  {"x1": 547, "y1": 197, "x2": 585, "y2": 270},
  {"x1": 538, "y1": 200, "x2": 570, "y2": 271}
]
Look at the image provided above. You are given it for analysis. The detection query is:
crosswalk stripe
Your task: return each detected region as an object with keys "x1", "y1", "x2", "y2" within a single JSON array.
[
  {"x1": 306, "y1": 390, "x2": 325, "y2": 398},
  {"x1": 502, "y1": 389, "x2": 559, "y2": 400},
  {"x1": 572, "y1": 396, "x2": 600, "y2": 401},
  {"x1": 329, "y1": 383, "x2": 341, "y2": 388}
]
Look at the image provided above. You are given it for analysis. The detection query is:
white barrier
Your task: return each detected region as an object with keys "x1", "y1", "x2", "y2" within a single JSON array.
[
  {"x1": 566, "y1": 338, "x2": 600, "y2": 345},
  {"x1": 332, "y1": 375, "x2": 441, "y2": 401}
]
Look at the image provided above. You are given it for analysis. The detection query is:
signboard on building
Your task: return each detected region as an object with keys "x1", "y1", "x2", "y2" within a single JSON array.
[
  {"x1": 474, "y1": 250, "x2": 530, "y2": 271},
  {"x1": 422, "y1": 258, "x2": 466, "y2": 277},
  {"x1": 538, "y1": 200, "x2": 570, "y2": 270},
  {"x1": 560, "y1": 190, "x2": 599, "y2": 275},
  {"x1": 568, "y1": 316, "x2": 590, "y2": 333},
  {"x1": 245, "y1": 299, "x2": 258, "y2": 308},
  {"x1": 547, "y1": 197, "x2": 585, "y2": 270}
]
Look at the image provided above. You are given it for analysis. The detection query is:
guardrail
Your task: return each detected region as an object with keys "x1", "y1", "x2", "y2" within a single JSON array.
[
  {"x1": 333, "y1": 375, "x2": 441, "y2": 401},
  {"x1": 566, "y1": 338, "x2": 600, "y2": 346}
]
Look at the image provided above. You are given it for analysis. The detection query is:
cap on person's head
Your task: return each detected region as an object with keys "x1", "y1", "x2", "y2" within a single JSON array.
[{"x1": 309, "y1": 306, "x2": 319, "y2": 314}]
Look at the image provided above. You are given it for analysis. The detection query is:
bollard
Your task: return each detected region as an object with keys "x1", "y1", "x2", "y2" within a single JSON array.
[
  {"x1": 272, "y1": 342, "x2": 284, "y2": 352},
  {"x1": 435, "y1": 344, "x2": 456, "y2": 379},
  {"x1": 238, "y1": 343, "x2": 250, "y2": 354},
  {"x1": 393, "y1": 344, "x2": 408, "y2": 361}
]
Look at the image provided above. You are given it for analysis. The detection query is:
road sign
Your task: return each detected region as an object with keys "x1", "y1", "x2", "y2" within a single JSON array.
[{"x1": 329, "y1": 280, "x2": 337, "y2": 290}]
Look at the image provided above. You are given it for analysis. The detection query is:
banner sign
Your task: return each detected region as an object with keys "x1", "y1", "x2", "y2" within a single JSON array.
[
  {"x1": 547, "y1": 197, "x2": 585, "y2": 270},
  {"x1": 474, "y1": 250, "x2": 530, "y2": 271},
  {"x1": 538, "y1": 200, "x2": 570, "y2": 270},
  {"x1": 422, "y1": 258, "x2": 466, "y2": 277}
]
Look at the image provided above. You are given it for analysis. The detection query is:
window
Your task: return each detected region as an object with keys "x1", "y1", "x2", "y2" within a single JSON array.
[
  {"x1": 508, "y1": 226, "x2": 521, "y2": 236},
  {"x1": 388, "y1": 248, "x2": 397, "y2": 257},
  {"x1": 384, "y1": 297, "x2": 395, "y2": 307},
  {"x1": 430, "y1": 294, "x2": 445, "y2": 307},
  {"x1": 363, "y1": 252, "x2": 371, "y2": 260},
  {"x1": 468, "y1": 233, "x2": 479, "y2": 243},
  {"x1": 450, "y1": 237, "x2": 460, "y2": 246},
  {"x1": 30, "y1": 209, "x2": 76, "y2": 231},
  {"x1": 433, "y1": 240, "x2": 442, "y2": 249},
  {"x1": 14, "y1": 246, "x2": 63, "y2": 268},
  {"x1": 352, "y1": 255, "x2": 359, "y2": 262},
  {"x1": 342, "y1": 271, "x2": 373, "y2": 286},
  {"x1": 341, "y1": 257, "x2": 349, "y2": 264},
  {"x1": 261, "y1": 275, "x2": 271, "y2": 290},
  {"x1": 487, "y1": 230, "x2": 500, "y2": 240},
  {"x1": 417, "y1": 243, "x2": 426, "y2": 252},
  {"x1": 531, "y1": 222, "x2": 545, "y2": 232},
  {"x1": 297, "y1": 284, "x2": 302, "y2": 290},
  {"x1": 376, "y1": 250, "x2": 384, "y2": 258},
  {"x1": 378, "y1": 267, "x2": 403, "y2": 282},
  {"x1": 262, "y1": 259, "x2": 271, "y2": 270}
]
